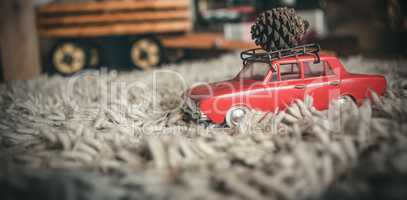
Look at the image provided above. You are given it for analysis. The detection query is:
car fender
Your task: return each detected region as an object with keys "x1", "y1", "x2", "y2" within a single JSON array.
[{"x1": 199, "y1": 96, "x2": 250, "y2": 124}]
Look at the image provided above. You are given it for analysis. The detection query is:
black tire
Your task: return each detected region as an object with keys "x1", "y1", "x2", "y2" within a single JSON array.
[
  {"x1": 251, "y1": 7, "x2": 309, "y2": 51},
  {"x1": 49, "y1": 40, "x2": 91, "y2": 75},
  {"x1": 129, "y1": 37, "x2": 164, "y2": 70}
]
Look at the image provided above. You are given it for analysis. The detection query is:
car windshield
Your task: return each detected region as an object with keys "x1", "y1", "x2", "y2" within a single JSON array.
[{"x1": 235, "y1": 62, "x2": 270, "y2": 81}]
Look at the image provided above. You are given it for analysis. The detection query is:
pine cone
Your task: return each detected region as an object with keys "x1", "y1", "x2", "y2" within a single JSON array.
[{"x1": 251, "y1": 7, "x2": 309, "y2": 51}]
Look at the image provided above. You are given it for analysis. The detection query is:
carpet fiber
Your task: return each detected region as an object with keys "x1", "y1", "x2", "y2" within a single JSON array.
[{"x1": 0, "y1": 54, "x2": 406, "y2": 200}]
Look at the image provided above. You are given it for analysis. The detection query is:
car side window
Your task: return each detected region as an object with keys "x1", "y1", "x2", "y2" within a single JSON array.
[
  {"x1": 280, "y1": 63, "x2": 300, "y2": 81},
  {"x1": 303, "y1": 61, "x2": 335, "y2": 78}
]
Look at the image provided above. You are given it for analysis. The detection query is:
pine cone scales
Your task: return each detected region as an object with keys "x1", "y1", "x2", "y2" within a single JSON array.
[{"x1": 251, "y1": 7, "x2": 309, "y2": 51}]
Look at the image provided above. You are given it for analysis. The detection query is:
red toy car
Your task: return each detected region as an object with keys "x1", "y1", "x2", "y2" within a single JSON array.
[{"x1": 184, "y1": 44, "x2": 386, "y2": 127}]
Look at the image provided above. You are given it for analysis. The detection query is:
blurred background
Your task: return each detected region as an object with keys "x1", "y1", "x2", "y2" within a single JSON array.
[{"x1": 1, "y1": 0, "x2": 406, "y2": 81}]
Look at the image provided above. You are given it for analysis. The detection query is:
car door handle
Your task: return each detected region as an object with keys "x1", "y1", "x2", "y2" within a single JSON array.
[
  {"x1": 329, "y1": 80, "x2": 340, "y2": 86},
  {"x1": 294, "y1": 85, "x2": 306, "y2": 89}
]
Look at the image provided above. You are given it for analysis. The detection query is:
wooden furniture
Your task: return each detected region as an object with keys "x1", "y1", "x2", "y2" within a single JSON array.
[
  {"x1": 36, "y1": 0, "x2": 259, "y2": 74},
  {"x1": 37, "y1": 0, "x2": 192, "y2": 38},
  {"x1": 0, "y1": 0, "x2": 41, "y2": 80}
]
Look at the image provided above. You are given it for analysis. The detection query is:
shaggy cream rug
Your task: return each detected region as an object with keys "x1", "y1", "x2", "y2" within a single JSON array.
[{"x1": 0, "y1": 54, "x2": 406, "y2": 200}]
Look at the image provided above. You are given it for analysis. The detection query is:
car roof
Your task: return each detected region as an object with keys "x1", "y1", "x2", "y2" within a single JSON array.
[{"x1": 272, "y1": 53, "x2": 336, "y2": 63}]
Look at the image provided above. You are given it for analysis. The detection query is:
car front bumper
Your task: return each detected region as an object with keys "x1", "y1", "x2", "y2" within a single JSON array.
[{"x1": 183, "y1": 97, "x2": 209, "y2": 122}]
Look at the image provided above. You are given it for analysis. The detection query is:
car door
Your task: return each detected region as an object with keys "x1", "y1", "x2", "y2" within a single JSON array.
[
  {"x1": 242, "y1": 62, "x2": 274, "y2": 112},
  {"x1": 269, "y1": 61, "x2": 306, "y2": 111},
  {"x1": 302, "y1": 59, "x2": 340, "y2": 110}
]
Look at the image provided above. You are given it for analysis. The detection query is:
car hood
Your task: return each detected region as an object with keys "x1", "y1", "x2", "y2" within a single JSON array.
[{"x1": 187, "y1": 79, "x2": 262, "y2": 100}]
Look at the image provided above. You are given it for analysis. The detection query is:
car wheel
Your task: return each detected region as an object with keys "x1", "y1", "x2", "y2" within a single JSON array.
[
  {"x1": 225, "y1": 106, "x2": 248, "y2": 127},
  {"x1": 130, "y1": 37, "x2": 163, "y2": 70},
  {"x1": 51, "y1": 41, "x2": 90, "y2": 75}
]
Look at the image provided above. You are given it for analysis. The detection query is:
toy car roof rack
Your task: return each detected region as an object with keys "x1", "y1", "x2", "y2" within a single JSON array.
[{"x1": 240, "y1": 43, "x2": 321, "y2": 66}]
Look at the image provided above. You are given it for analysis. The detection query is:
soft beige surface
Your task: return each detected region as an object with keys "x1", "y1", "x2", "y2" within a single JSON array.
[{"x1": 0, "y1": 54, "x2": 406, "y2": 200}]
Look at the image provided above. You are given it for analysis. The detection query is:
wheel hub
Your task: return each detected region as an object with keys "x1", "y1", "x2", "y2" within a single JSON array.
[
  {"x1": 62, "y1": 54, "x2": 73, "y2": 65},
  {"x1": 53, "y1": 42, "x2": 86, "y2": 74},
  {"x1": 139, "y1": 50, "x2": 149, "y2": 60},
  {"x1": 131, "y1": 39, "x2": 160, "y2": 70},
  {"x1": 231, "y1": 109, "x2": 246, "y2": 124}
]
